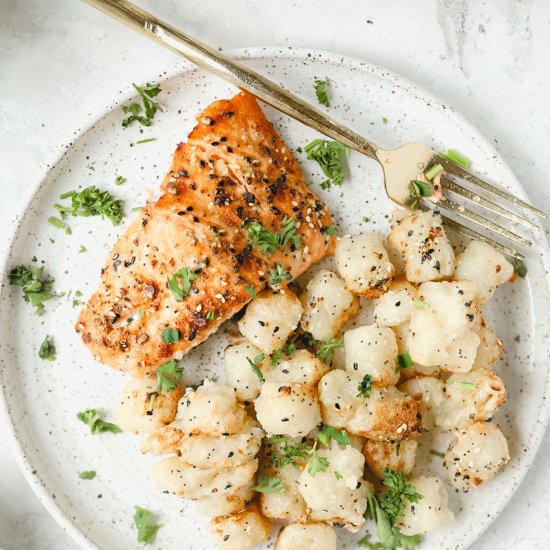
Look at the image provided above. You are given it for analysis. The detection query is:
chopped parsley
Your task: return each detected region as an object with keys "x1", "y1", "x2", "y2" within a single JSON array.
[
  {"x1": 115, "y1": 175, "x2": 126, "y2": 185},
  {"x1": 396, "y1": 352, "x2": 413, "y2": 373},
  {"x1": 408, "y1": 179, "x2": 432, "y2": 209},
  {"x1": 48, "y1": 216, "x2": 66, "y2": 229},
  {"x1": 252, "y1": 473, "x2": 285, "y2": 494},
  {"x1": 363, "y1": 217, "x2": 370, "y2": 223},
  {"x1": 271, "y1": 348, "x2": 282, "y2": 366},
  {"x1": 304, "y1": 139, "x2": 350, "y2": 186},
  {"x1": 76, "y1": 409, "x2": 122, "y2": 435},
  {"x1": 156, "y1": 359, "x2": 183, "y2": 393},
  {"x1": 79, "y1": 245, "x2": 87, "y2": 253},
  {"x1": 325, "y1": 224, "x2": 338, "y2": 236},
  {"x1": 514, "y1": 334, "x2": 521, "y2": 343},
  {"x1": 247, "y1": 353, "x2": 265, "y2": 382},
  {"x1": 79, "y1": 470, "x2": 96, "y2": 480},
  {"x1": 412, "y1": 299, "x2": 429, "y2": 309},
  {"x1": 122, "y1": 83, "x2": 163, "y2": 128},
  {"x1": 334, "y1": 471, "x2": 344, "y2": 481},
  {"x1": 206, "y1": 310, "x2": 215, "y2": 321},
  {"x1": 513, "y1": 258, "x2": 527, "y2": 278},
  {"x1": 136, "y1": 138, "x2": 157, "y2": 144},
  {"x1": 268, "y1": 263, "x2": 292, "y2": 289},
  {"x1": 447, "y1": 379, "x2": 476, "y2": 390},
  {"x1": 161, "y1": 328, "x2": 179, "y2": 344},
  {"x1": 134, "y1": 505, "x2": 163, "y2": 544},
  {"x1": 358, "y1": 533, "x2": 384, "y2": 549},
  {"x1": 267, "y1": 440, "x2": 309, "y2": 469},
  {"x1": 38, "y1": 335, "x2": 56, "y2": 361},
  {"x1": 379, "y1": 469, "x2": 423, "y2": 524},
  {"x1": 283, "y1": 342, "x2": 297, "y2": 356},
  {"x1": 357, "y1": 374, "x2": 373, "y2": 398},
  {"x1": 167, "y1": 267, "x2": 198, "y2": 301},
  {"x1": 244, "y1": 216, "x2": 301, "y2": 255},
  {"x1": 314, "y1": 77, "x2": 330, "y2": 107},
  {"x1": 317, "y1": 336, "x2": 344, "y2": 362},
  {"x1": 307, "y1": 442, "x2": 330, "y2": 476},
  {"x1": 318, "y1": 424, "x2": 350, "y2": 446},
  {"x1": 54, "y1": 186, "x2": 124, "y2": 226},
  {"x1": 244, "y1": 284, "x2": 257, "y2": 298},
  {"x1": 430, "y1": 449, "x2": 445, "y2": 459},
  {"x1": 382, "y1": 117, "x2": 388, "y2": 124},
  {"x1": 137, "y1": 309, "x2": 146, "y2": 320},
  {"x1": 9, "y1": 264, "x2": 59, "y2": 315}
]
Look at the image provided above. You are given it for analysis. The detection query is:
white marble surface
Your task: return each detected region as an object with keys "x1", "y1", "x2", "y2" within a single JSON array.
[{"x1": 1, "y1": 0, "x2": 549, "y2": 548}]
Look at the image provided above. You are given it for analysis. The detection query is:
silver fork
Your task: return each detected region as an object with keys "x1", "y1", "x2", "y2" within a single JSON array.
[{"x1": 83, "y1": 0, "x2": 546, "y2": 261}]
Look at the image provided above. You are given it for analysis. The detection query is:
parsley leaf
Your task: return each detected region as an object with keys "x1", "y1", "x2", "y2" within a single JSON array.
[
  {"x1": 76, "y1": 409, "x2": 122, "y2": 435},
  {"x1": 314, "y1": 78, "x2": 330, "y2": 107},
  {"x1": 122, "y1": 83, "x2": 163, "y2": 128},
  {"x1": 115, "y1": 175, "x2": 126, "y2": 185},
  {"x1": 167, "y1": 267, "x2": 198, "y2": 301},
  {"x1": 317, "y1": 336, "x2": 344, "y2": 362},
  {"x1": 245, "y1": 217, "x2": 301, "y2": 255},
  {"x1": 379, "y1": 469, "x2": 423, "y2": 525},
  {"x1": 283, "y1": 342, "x2": 297, "y2": 356},
  {"x1": 38, "y1": 335, "x2": 56, "y2": 361},
  {"x1": 325, "y1": 224, "x2": 338, "y2": 236},
  {"x1": 134, "y1": 505, "x2": 162, "y2": 544},
  {"x1": 357, "y1": 373, "x2": 373, "y2": 398},
  {"x1": 252, "y1": 473, "x2": 285, "y2": 494},
  {"x1": 79, "y1": 470, "x2": 96, "y2": 480},
  {"x1": 304, "y1": 139, "x2": 350, "y2": 186},
  {"x1": 319, "y1": 424, "x2": 350, "y2": 446},
  {"x1": 268, "y1": 263, "x2": 292, "y2": 289},
  {"x1": 408, "y1": 179, "x2": 432, "y2": 208},
  {"x1": 513, "y1": 258, "x2": 527, "y2": 278},
  {"x1": 206, "y1": 310, "x2": 215, "y2": 321},
  {"x1": 244, "y1": 284, "x2": 257, "y2": 298},
  {"x1": 396, "y1": 352, "x2": 413, "y2": 373},
  {"x1": 161, "y1": 328, "x2": 179, "y2": 344},
  {"x1": 357, "y1": 533, "x2": 384, "y2": 549},
  {"x1": 267, "y1": 440, "x2": 309, "y2": 469},
  {"x1": 55, "y1": 186, "x2": 124, "y2": 226},
  {"x1": 430, "y1": 449, "x2": 445, "y2": 459},
  {"x1": 271, "y1": 348, "x2": 282, "y2": 366},
  {"x1": 156, "y1": 359, "x2": 183, "y2": 393},
  {"x1": 307, "y1": 442, "x2": 330, "y2": 476},
  {"x1": 247, "y1": 353, "x2": 265, "y2": 382},
  {"x1": 9, "y1": 264, "x2": 59, "y2": 315}
]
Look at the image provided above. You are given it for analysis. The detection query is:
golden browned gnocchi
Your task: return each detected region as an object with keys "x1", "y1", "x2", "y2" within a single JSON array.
[
  {"x1": 396, "y1": 476, "x2": 454, "y2": 535},
  {"x1": 363, "y1": 439, "x2": 417, "y2": 479},
  {"x1": 224, "y1": 342, "x2": 264, "y2": 402},
  {"x1": 387, "y1": 210, "x2": 455, "y2": 283},
  {"x1": 300, "y1": 269, "x2": 359, "y2": 340},
  {"x1": 264, "y1": 349, "x2": 328, "y2": 386},
  {"x1": 334, "y1": 233, "x2": 395, "y2": 297},
  {"x1": 275, "y1": 523, "x2": 337, "y2": 550},
  {"x1": 344, "y1": 324, "x2": 399, "y2": 386},
  {"x1": 454, "y1": 240, "x2": 514, "y2": 304},
  {"x1": 318, "y1": 369, "x2": 419, "y2": 441},
  {"x1": 209, "y1": 505, "x2": 271, "y2": 550},
  {"x1": 115, "y1": 377, "x2": 184, "y2": 434},
  {"x1": 238, "y1": 290, "x2": 303, "y2": 353},
  {"x1": 444, "y1": 422, "x2": 509, "y2": 492},
  {"x1": 472, "y1": 313, "x2": 504, "y2": 370},
  {"x1": 195, "y1": 485, "x2": 254, "y2": 517},
  {"x1": 398, "y1": 376, "x2": 446, "y2": 430},
  {"x1": 373, "y1": 279, "x2": 418, "y2": 326}
]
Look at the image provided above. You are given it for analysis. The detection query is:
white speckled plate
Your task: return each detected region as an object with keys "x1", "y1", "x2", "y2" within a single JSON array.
[{"x1": 1, "y1": 48, "x2": 550, "y2": 550}]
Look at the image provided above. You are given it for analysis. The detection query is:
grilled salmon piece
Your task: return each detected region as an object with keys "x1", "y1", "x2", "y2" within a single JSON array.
[{"x1": 76, "y1": 92, "x2": 335, "y2": 377}]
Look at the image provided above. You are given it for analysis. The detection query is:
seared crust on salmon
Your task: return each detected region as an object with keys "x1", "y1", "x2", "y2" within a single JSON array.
[{"x1": 76, "y1": 92, "x2": 335, "y2": 377}]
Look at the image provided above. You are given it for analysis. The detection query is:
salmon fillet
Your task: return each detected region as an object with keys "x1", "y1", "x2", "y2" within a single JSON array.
[{"x1": 76, "y1": 92, "x2": 335, "y2": 377}]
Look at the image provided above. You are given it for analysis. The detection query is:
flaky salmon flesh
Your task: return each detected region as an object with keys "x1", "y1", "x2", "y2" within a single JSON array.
[{"x1": 76, "y1": 92, "x2": 335, "y2": 377}]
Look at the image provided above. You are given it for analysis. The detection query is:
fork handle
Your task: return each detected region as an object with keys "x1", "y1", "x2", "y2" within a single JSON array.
[{"x1": 83, "y1": 0, "x2": 380, "y2": 160}]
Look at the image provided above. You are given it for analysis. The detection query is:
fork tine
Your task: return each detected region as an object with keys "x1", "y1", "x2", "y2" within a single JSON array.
[
  {"x1": 440, "y1": 177, "x2": 539, "y2": 231},
  {"x1": 435, "y1": 156, "x2": 547, "y2": 219},
  {"x1": 436, "y1": 197, "x2": 532, "y2": 248}
]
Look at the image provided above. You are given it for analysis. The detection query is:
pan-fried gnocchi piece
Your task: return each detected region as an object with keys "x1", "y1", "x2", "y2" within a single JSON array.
[
  {"x1": 255, "y1": 382, "x2": 322, "y2": 437},
  {"x1": 275, "y1": 523, "x2": 337, "y2": 550},
  {"x1": 298, "y1": 443, "x2": 370, "y2": 532},
  {"x1": 318, "y1": 369, "x2": 419, "y2": 441},
  {"x1": 238, "y1": 290, "x2": 303, "y2": 353},
  {"x1": 440, "y1": 369, "x2": 506, "y2": 430},
  {"x1": 209, "y1": 505, "x2": 271, "y2": 550},
  {"x1": 344, "y1": 324, "x2": 399, "y2": 386},
  {"x1": 363, "y1": 439, "x2": 417, "y2": 479},
  {"x1": 334, "y1": 233, "x2": 395, "y2": 297},
  {"x1": 300, "y1": 269, "x2": 359, "y2": 340},
  {"x1": 195, "y1": 485, "x2": 254, "y2": 517},
  {"x1": 398, "y1": 377, "x2": 446, "y2": 430},
  {"x1": 387, "y1": 210, "x2": 455, "y2": 283},
  {"x1": 176, "y1": 380, "x2": 246, "y2": 437},
  {"x1": 141, "y1": 425, "x2": 184, "y2": 455},
  {"x1": 454, "y1": 240, "x2": 514, "y2": 304},
  {"x1": 445, "y1": 422, "x2": 509, "y2": 492},
  {"x1": 472, "y1": 313, "x2": 504, "y2": 370},
  {"x1": 264, "y1": 349, "x2": 328, "y2": 386},
  {"x1": 115, "y1": 377, "x2": 184, "y2": 434},
  {"x1": 152, "y1": 456, "x2": 258, "y2": 499},
  {"x1": 373, "y1": 280, "x2": 418, "y2": 326},
  {"x1": 397, "y1": 476, "x2": 454, "y2": 535},
  {"x1": 178, "y1": 418, "x2": 264, "y2": 469},
  {"x1": 224, "y1": 342, "x2": 264, "y2": 401}
]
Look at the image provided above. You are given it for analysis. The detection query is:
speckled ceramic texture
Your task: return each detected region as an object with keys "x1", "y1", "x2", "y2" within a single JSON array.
[{"x1": 1, "y1": 48, "x2": 549, "y2": 550}]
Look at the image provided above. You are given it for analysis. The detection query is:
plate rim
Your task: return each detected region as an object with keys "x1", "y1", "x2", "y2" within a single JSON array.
[{"x1": 1, "y1": 45, "x2": 550, "y2": 550}]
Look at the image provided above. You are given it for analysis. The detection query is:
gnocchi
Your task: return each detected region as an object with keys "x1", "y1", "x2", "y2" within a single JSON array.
[
  {"x1": 224, "y1": 342, "x2": 264, "y2": 402},
  {"x1": 275, "y1": 523, "x2": 337, "y2": 550}
]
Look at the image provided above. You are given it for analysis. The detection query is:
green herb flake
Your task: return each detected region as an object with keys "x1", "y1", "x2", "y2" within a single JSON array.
[
  {"x1": 357, "y1": 532, "x2": 385, "y2": 549},
  {"x1": 304, "y1": 139, "x2": 350, "y2": 186},
  {"x1": 408, "y1": 179, "x2": 432, "y2": 205},
  {"x1": 48, "y1": 216, "x2": 66, "y2": 229},
  {"x1": 167, "y1": 267, "x2": 199, "y2": 301},
  {"x1": 396, "y1": 440, "x2": 401, "y2": 457},
  {"x1": 9, "y1": 264, "x2": 59, "y2": 315},
  {"x1": 38, "y1": 335, "x2": 56, "y2": 361},
  {"x1": 396, "y1": 352, "x2": 413, "y2": 373},
  {"x1": 161, "y1": 328, "x2": 179, "y2": 344},
  {"x1": 447, "y1": 380, "x2": 476, "y2": 390},
  {"x1": 136, "y1": 138, "x2": 157, "y2": 144},
  {"x1": 271, "y1": 348, "x2": 282, "y2": 366},
  {"x1": 137, "y1": 309, "x2": 146, "y2": 320},
  {"x1": 325, "y1": 224, "x2": 338, "y2": 236},
  {"x1": 513, "y1": 258, "x2": 527, "y2": 278},
  {"x1": 319, "y1": 424, "x2": 350, "y2": 446},
  {"x1": 334, "y1": 471, "x2": 344, "y2": 481},
  {"x1": 206, "y1": 310, "x2": 215, "y2": 321},
  {"x1": 248, "y1": 353, "x2": 265, "y2": 382},
  {"x1": 430, "y1": 449, "x2": 445, "y2": 459},
  {"x1": 122, "y1": 82, "x2": 163, "y2": 128},
  {"x1": 252, "y1": 473, "x2": 285, "y2": 494},
  {"x1": 379, "y1": 469, "x2": 423, "y2": 525},
  {"x1": 79, "y1": 470, "x2": 96, "y2": 480},
  {"x1": 425, "y1": 163, "x2": 444, "y2": 181},
  {"x1": 357, "y1": 373, "x2": 373, "y2": 398},
  {"x1": 245, "y1": 216, "x2": 301, "y2": 255},
  {"x1": 314, "y1": 77, "x2": 330, "y2": 107},
  {"x1": 76, "y1": 409, "x2": 122, "y2": 435},
  {"x1": 382, "y1": 117, "x2": 389, "y2": 125},
  {"x1": 514, "y1": 335, "x2": 521, "y2": 343},
  {"x1": 133, "y1": 505, "x2": 162, "y2": 544},
  {"x1": 265, "y1": 435, "x2": 288, "y2": 444},
  {"x1": 115, "y1": 175, "x2": 126, "y2": 185},
  {"x1": 439, "y1": 148, "x2": 471, "y2": 168},
  {"x1": 244, "y1": 284, "x2": 257, "y2": 298},
  {"x1": 413, "y1": 299, "x2": 430, "y2": 309},
  {"x1": 363, "y1": 217, "x2": 370, "y2": 223},
  {"x1": 268, "y1": 263, "x2": 292, "y2": 289},
  {"x1": 307, "y1": 442, "x2": 330, "y2": 476},
  {"x1": 283, "y1": 342, "x2": 296, "y2": 356},
  {"x1": 156, "y1": 359, "x2": 183, "y2": 393},
  {"x1": 317, "y1": 336, "x2": 344, "y2": 362},
  {"x1": 270, "y1": 441, "x2": 309, "y2": 469},
  {"x1": 78, "y1": 245, "x2": 87, "y2": 253}
]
